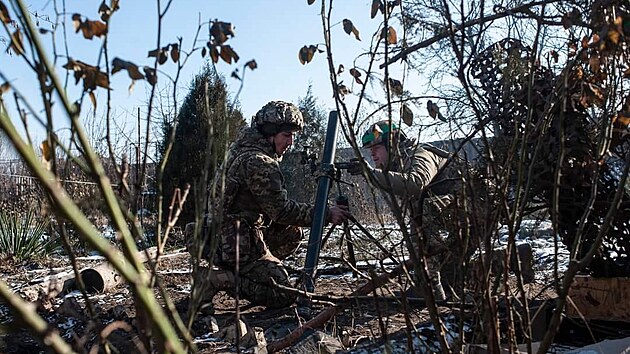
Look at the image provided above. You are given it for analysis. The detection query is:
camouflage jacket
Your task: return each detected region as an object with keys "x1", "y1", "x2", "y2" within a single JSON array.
[
  {"x1": 371, "y1": 141, "x2": 453, "y2": 198},
  {"x1": 216, "y1": 127, "x2": 316, "y2": 265}
]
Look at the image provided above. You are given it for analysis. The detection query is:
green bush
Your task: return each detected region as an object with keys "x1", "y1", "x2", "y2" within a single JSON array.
[{"x1": 0, "y1": 211, "x2": 61, "y2": 262}]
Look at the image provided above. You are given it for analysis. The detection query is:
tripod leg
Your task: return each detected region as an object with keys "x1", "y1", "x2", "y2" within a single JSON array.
[
  {"x1": 342, "y1": 221, "x2": 358, "y2": 277},
  {"x1": 348, "y1": 215, "x2": 400, "y2": 266},
  {"x1": 319, "y1": 224, "x2": 337, "y2": 250}
]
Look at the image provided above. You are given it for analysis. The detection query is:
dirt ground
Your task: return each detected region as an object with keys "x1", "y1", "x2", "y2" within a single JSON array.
[{"x1": 0, "y1": 240, "x2": 569, "y2": 354}]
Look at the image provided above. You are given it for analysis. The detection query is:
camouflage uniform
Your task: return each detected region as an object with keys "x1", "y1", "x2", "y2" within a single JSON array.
[
  {"x1": 370, "y1": 140, "x2": 456, "y2": 299},
  {"x1": 210, "y1": 125, "x2": 317, "y2": 308}
]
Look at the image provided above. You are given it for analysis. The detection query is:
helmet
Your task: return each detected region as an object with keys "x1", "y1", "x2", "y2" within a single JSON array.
[
  {"x1": 253, "y1": 101, "x2": 304, "y2": 136},
  {"x1": 361, "y1": 120, "x2": 405, "y2": 148}
]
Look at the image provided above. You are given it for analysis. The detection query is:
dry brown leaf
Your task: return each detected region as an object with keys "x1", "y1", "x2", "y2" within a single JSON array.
[
  {"x1": 401, "y1": 104, "x2": 413, "y2": 126},
  {"x1": 148, "y1": 48, "x2": 168, "y2": 65},
  {"x1": 299, "y1": 45, "x2": 315, "y2": 65},
  {"x1": 387, "y1": 27, "x2": 397, "y2": 44},
  {"x1": 349, "y1": 68, "x2": 361, "y2": 78},
  {"x1": 0, "y1": 82, "x2": 10, "y2": 95},
  {"x1": 245, "y1": 59, "x2": 257, "y2": 70},
  {"x1": 298, "y1": 46, "x2": 307, "y2": 64},
  {"x1": 387, "y1": 0, "x2": 401, "y2": 13},
  {"x1": 219, "y1": 45, "x2": 239, "y2": 64},
  {"x1": 158, "y1": 47, "x2": 168, "y2": 64},
  {"x1": 231, "y1": 70, "x2": 241, "y2": 81},
  {"x1": 170, "y1": 43, "x2": 180, "y2": 63},
  {"x1": 72, "y1": 13, "x2": 82, "y2": 32},
  {"x1": 63, "y1": 59, "x2": 110, "y2": 91},
  {"x1": 112, "y1": 58, "x2": 145, "y2": 80},
  {"x1": 210, "y1": 21, "x2": 235, "y2": 46},
  {"x1": 98, "y1": 0, "x2": 112, "y2": 21},
  {"x1": 0, "y1": 1, "x2": 12, "y2": 24},
  {"x1": 41, "y1": 140, "x2": 53, "y2": 164},
  {"x1": 337, "y1": 64, "x2": 344, "y2": 75},
  {"x1": 92, "y1": 71, "x2": 110, "y2": 90},
  {"x1": 388, "y1": 78, "x2": 403, "y2": 96},
  {"x1": 342, "y1": 19, "x2": 361, "y2": 41},
  {"x1": 88, "y1": 91, "x2": 97, "y2": 111},
  {"x1": 143, "y1": 67, "x2": 157, "y2": 86},
  {"x1": 338, "y1": 84, "x2": 350, "y2": 97},
  {"x1": 219, "y1": 46, "x2": 231, "y2": 64},
  {"x1": 427, "y1": 100, "x2": 439, "y2": 119},
  {"x1": 371, "y1": 0, "x2": 383, "y2": 19},
  {"x1": 127, "y1": 65, "x2": 144, "y2": 80},
  {"x1": 201, "y1": 47, "x2": 207, "y2": 58},
  {"x1": 9, "y1": 30, "x2": 24, "y2": 55},
  {"x1": 77, "y1": 18, "x2": 107, "y2": 39},
  {"x1": 307, "y1": 0, "x2": 316, "y2": 4}
]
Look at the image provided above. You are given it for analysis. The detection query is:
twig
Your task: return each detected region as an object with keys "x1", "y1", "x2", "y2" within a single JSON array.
[{"x1": 266, "y1": 259, "x2": 413, "y2": 352}]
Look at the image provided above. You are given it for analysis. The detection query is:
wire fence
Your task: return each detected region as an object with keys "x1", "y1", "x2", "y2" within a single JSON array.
[{"x1": 0, "y1": 159, "x2": 157, "y2": 221}]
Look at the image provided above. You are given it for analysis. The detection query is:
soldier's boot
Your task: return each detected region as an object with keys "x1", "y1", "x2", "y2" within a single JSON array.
[{"x1": 196, "y1": 268, "x2": 237, "y2": 315}]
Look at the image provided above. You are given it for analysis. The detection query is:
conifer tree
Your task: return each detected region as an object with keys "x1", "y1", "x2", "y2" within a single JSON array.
[{"x1": 159, "y1": 65, "x2": 244, "y2": 225}]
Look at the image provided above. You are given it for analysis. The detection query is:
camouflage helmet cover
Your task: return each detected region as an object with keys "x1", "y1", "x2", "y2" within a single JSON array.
[
  {"x1": 361, "y1": 120, "x2": 402, "y2": 148},
  {"x1": 253, "y1": 100, "x2": 304, "y2": 135}
]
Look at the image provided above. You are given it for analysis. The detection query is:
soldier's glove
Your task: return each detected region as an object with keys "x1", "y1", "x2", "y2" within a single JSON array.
[{"x1": 348, "y1": 157, "x2": 372, "y2": 176}]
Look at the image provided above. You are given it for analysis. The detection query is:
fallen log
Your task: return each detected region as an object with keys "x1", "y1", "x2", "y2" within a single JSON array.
[
  {"x1": 266, "y1": 260, "x2": 413, "y2": 353},
  {"x1": 79, "y1": 247, "x2": 158, "y2": 293},
  {"x1": 19, "y1": 270, "x2": 77, "y2": 302},
  {"x1": 18, "y1": 247, "x2": 159, "y2": 302}
]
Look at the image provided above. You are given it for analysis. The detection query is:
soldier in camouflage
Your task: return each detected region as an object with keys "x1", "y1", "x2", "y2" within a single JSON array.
[
  {"x1": 348, "y1": 120, "x2": 456, "y2": 301},
  {"x1": 195, "y1": 100, "x2": 350, "y2": 313}
]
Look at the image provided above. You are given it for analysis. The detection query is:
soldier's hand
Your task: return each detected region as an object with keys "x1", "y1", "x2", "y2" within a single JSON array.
[
  {"x1": 329, "y1": 204, "x2": 351, "y2": 225},
  {"x1": 348, "y1": 157, "x2": 368, "y2": 176}
]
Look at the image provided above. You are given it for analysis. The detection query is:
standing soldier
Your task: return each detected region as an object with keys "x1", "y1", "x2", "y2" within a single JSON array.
[
  {"x1": 191, "y1": 100, "x2": 350, "y2": 314},
  {"x1": 349, "y1": 120, "x2": 456, "y2": 301}
]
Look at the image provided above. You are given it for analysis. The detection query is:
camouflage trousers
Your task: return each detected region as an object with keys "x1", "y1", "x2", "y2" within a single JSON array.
[
  {"x1": 408, "y1": 194, "x2": 455, "y2": 296},
  {"x1": 212, "y1": 223, "x2": 303, "y2": 308}
]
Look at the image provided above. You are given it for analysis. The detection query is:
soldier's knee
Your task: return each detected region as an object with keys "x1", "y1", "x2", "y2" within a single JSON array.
[
  {"x1": 266, "y1": 224, "x2": 303, "y2": 259},
  {"x1": 267, "y1": 291, "x2": 296, "y2": 308}
]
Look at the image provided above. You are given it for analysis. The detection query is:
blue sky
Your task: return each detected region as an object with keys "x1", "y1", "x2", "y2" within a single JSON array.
[{"x1": 1, "y1": 0, "x2": 443, "y2": 152}]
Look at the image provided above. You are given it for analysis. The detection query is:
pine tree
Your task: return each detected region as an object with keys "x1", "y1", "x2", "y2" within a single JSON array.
[
  {"x1": 281, "y1": 85, "x2": 328, "y2": 203},
  {"x1": 295, "y1": 84, "x2": 326, "y2": 153},
  {"x1": 159, "y1": 65, "x2": 244, "y2": 225}
]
